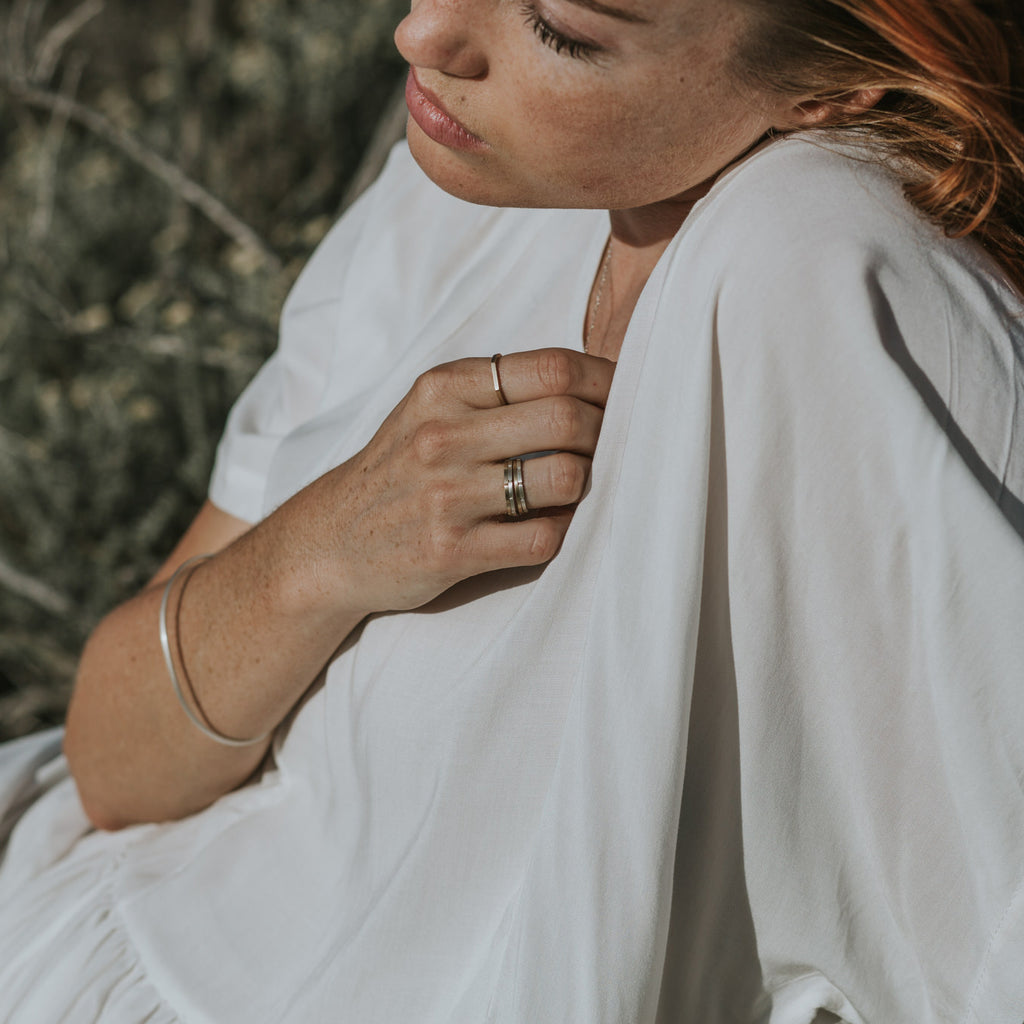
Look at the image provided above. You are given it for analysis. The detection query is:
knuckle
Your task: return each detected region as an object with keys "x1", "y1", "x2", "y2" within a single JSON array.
[
  {"x1": 451, "y1": 358, "x2": 480, "y2": 394},
  {"x1": 424, "y1": 519, "x2": 465, "y2": 569},
  {"x1": 547, "y1": 395, "x2": 582, "y2": 442},
  {"x1": 550, "y1": 456, "x2": 586, "y2": 501},
  {"x1": 411, "y1": 367, "x2": 442, "y2": 404},
  {"x1": 535, "y1": 348, "x2": 576, "y2": 396},
  {"x1": 527, "y1": 518, "x2": 564, "y2": 562},
  {"x1": 413, "y1": 360, "x2": 461, "y2": 404},
  {"x1": 411, "y1": 420, "x2": 452, "y2": 465},
  {"x1": 422, "y1": 479, "x2": 460, "y2": 519}
]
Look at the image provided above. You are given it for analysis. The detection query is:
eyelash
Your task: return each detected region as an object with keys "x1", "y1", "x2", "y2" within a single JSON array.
[{"x1": 519, "y1": 2, "x2": 600, "y2": 61}]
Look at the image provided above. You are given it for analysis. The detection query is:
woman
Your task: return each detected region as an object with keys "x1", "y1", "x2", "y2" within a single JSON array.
[{"x1": 1, "y1": 0, "x2": 1022, "y2": 1020}]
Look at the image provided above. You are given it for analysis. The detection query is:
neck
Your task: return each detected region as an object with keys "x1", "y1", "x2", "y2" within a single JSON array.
[
  {"x1": 586, "y1": 197, "x2": 702, "y2": 361},
  {"x1": 607, "y1": 168, "x2": 717, "y2": 246},
  {"x1": 588, "y1": 154, "x2": 758, "y2": 359}
]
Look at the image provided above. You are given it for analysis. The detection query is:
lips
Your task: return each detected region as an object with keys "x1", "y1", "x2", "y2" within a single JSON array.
[{"x1": 404, "y1": 68, "x2": 488, "y2": 153}]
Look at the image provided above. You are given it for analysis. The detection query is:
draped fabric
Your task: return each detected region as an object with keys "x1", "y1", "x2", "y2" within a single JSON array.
[{"x1": 1, "y1": 137, "x2": 1023, "y2": 1024}]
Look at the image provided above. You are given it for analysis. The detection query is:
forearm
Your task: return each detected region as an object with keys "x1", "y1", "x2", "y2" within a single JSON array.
[
  {"x1": 65, "y1": 349, "x2": 615, "y2": 829},
  {"x1": 64, "y1": 489, "x2": 364, "y2": 830}
]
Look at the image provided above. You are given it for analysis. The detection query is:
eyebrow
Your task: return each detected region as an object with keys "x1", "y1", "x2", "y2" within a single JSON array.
[{"x1": 562, "y1": 0, "x2": 652, "y2": 24}]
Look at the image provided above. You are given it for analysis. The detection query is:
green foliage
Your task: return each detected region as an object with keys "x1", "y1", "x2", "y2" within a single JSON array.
[{"x1": 0, "y1": 0, "x2": 408, "y2": 739}]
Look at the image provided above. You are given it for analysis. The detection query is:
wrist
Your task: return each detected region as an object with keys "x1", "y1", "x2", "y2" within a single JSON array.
[{"x1": 255, "y1": 486, "x2": 370, "y2": 637}]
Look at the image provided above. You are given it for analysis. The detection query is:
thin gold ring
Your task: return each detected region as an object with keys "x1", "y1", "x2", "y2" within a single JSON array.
[{"x1": 491, "y1": 353, "x2": 509, "y2": 406}]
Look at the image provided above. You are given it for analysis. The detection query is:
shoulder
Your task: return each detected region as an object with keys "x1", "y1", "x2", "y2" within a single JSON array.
[
  {"x1": 685, "y1": 135, "x2": 948, "y2": 287},
  {"x1": 666, "y1": 133, "x2": 1024, "y2": 540},
  {"x1": 685, "y1": 133, "x2": 1021, "y2": 326},
  {"x1": 663, "y1": 134, "x2": 1001, "y2": 384}
]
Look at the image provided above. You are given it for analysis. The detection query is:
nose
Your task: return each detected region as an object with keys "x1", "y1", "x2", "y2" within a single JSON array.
[{"x1": 394, "y1": 0, "x2": 488, "y2": 79}]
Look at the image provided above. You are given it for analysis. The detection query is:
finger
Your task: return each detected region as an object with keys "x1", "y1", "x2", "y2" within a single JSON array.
[
  {"x1": 415, "y1": 350, "x2": 614, "y2": 412},
  {"x1": 486, "y1": 453, "x2": 589, "y2": 517},
  {"x1": 475, "y1": 395, "x2": 605, "y2": 463},
  {"x1": 484, "y1": 348, "x2": 615, "y2": 409},
  {"x1": 407, "y1": 392, "x2": 605, "y2": 469},
  {"x1": 403, "y1": 391, "x2": 603, "y2": 480},
  {"x1": 462, "y1": 511, "x2": 574, "y2": 572}
]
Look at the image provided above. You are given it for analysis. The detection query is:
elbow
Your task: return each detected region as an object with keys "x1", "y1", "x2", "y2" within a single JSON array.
[
  {"x1": 63, "y1": 679, "x2": 151, "y2": 832},
  {"x1": 63, "y1": 620, "x2": 150, "y2": 832},
  {"x1": 79, "y1": 796, "x2": 131, "y2": 833},
  {"x1": 62, "y1": 720, "x2": 129, "y2": 832},
  {"x1": 64, "y1": 704, "x2": 230, "y2": 832}
]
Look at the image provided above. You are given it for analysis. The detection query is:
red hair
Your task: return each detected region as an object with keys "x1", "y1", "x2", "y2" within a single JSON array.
[{"x1": 737, "y1": 0, "x2": 1024, "y2": 293}]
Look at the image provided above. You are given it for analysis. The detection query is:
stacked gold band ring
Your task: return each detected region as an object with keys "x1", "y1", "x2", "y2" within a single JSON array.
[{"x1": 503, "y1": 457, "x2": 529, "y2": 518}]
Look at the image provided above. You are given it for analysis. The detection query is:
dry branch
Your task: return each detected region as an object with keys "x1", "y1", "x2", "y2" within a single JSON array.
[
  {"x1": 0, "y1": 554, "x2": 70, "y2": 617},
  {"x1": 2, "y1": 74, "x2": 282, "y2": 271},
  {"x1": 31, "y1": 50, "x2": 84, "y2": 242},
  {"x1": 31, "y1": 0, "x2": 103, "y2": 85}
]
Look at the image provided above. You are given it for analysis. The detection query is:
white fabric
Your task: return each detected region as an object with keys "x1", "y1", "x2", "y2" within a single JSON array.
[{"x1": 1, "y1": 136, "x2": 1023, "y2": 1024}]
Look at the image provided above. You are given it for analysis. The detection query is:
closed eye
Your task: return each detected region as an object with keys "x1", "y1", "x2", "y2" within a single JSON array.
[{"x1": 520, "y1": 1, "x2": 602, "y2": 61}]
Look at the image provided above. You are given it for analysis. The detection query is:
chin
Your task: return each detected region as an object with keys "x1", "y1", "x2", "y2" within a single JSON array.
[
  {"x1": 403, "y1": 125, "x2": 654, "y2": 212},
  {"x1": 404, "y1": 128, "x2": 526, "y2": 209}
]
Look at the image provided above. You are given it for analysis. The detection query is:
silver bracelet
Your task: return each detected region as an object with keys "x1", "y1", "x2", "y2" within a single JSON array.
[{"x1": 158, "y1": 553, "x2": 270, "y2": 748}]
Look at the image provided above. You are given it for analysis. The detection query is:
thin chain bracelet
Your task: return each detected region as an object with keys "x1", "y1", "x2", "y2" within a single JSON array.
[{"x1": 158, "y1": 553, "x2": 271, "y2": 748}]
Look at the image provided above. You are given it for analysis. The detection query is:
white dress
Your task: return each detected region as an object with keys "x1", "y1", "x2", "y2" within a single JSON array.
[{"x1": 1, "y1": 136, "x2": 1023, "y2": 1024}]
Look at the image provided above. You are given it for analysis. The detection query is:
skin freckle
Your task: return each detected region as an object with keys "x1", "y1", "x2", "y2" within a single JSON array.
[{"x1": 394, "y1": 0, "x2": 789, "y2": 214}]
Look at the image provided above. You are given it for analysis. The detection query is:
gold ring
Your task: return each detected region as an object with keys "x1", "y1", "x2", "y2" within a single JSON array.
[
  {"x1": 503, "y1": 458, "x2": 528, "y2": 518},
  {"x1": 491, "y1": 353, "x2": 509, "y2": 406},
  {"x1": 512, "y1": 458, "x2": 529, "y2": 516},
  {"x1": 504, "y1": 459, "x2": 518, "y2": 517}
]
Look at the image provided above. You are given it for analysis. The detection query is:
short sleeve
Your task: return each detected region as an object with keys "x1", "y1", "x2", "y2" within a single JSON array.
[{"x1": 208, "y1": 146, "x2": 404, "y2": 522}]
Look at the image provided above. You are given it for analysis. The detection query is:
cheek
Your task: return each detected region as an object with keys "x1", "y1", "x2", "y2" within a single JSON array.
[
  {"x1": 520, "y1": 89, "x2": 717, "y2": 203},
  {"x1": 506, "y1": 78, "x2": 662, "y2": 191},
  {"x1": 410, "y1": 40, "x2": 771, "y2": 210},
  {"x1": 560, "y1": 76, "x2": 771, "y2": 203}
]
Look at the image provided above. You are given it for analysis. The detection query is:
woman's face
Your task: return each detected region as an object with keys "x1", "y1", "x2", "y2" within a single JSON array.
[{"x1": 394, "y1": 0, "x2": 791, "y2": 212}]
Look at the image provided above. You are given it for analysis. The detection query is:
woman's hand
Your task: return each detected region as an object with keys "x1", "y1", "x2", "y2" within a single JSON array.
[
  {"x1": 64, "y1": 349, "x2": 613, "y2": 829},
  {"x1": 300, "y1": 348, "x2": 615, "y2": 619}
]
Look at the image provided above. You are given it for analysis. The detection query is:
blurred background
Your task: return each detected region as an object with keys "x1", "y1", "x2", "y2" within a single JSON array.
[{"x1": 0, "y1": 0, "x2": 408, "y2": 740}]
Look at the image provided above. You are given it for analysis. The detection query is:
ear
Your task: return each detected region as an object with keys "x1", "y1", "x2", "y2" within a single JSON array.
[{"x1": 775, "y1": 87, "x2": 888, "y2": 129}]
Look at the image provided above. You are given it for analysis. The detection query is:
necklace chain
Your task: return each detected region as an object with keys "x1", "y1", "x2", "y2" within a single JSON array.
[{"x1": 585, "y1": 237, "x2": 613, "y2": 354}]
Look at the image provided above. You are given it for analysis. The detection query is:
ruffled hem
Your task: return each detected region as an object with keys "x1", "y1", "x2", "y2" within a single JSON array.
[
  {"x1": 0, "y1": 838, "x2": 180, "y2": 1023},
  {"x1": 0, "y1": 731, "x2": 180, "y2": 1024}
]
